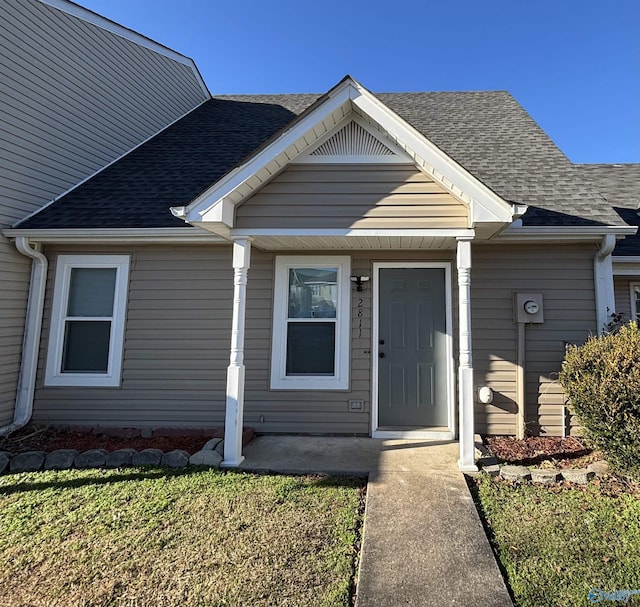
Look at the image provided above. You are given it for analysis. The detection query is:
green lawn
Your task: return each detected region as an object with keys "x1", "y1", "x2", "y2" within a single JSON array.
[
  {"x1": 0, "y1": 468, "x2": 364, "y2": 607},
  {"x1": 474, "y1": 475, "x2": 640, "y2": 607}
]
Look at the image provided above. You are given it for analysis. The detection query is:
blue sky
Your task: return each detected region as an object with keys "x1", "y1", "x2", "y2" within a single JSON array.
[{"x1": 80, "y1": 0, "x2": 639, "y2": 164}]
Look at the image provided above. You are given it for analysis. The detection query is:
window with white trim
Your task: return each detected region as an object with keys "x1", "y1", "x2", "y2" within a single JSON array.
[
  {"x1": 631, "y1": 283, "x2": 640, "y2": 321},
  {"x1": 271, "y1": 255, "x2": 350, "y2": 390},
  {"x1": 45, "y1": 255, "x2": 130, "y2": 387}
]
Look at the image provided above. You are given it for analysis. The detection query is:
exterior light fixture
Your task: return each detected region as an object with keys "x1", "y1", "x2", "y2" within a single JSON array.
[{"x1": 350, "y1": 276, "x2": 370, "y2": 291}]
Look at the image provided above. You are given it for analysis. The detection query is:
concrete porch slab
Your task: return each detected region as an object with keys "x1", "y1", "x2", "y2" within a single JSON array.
[{"x1": 238, "y1": 436, "x2": 513, "y2": 606}]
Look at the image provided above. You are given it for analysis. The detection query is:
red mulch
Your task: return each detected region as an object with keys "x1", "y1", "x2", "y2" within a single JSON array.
[
  {"x1": 486, "y1": 435, "x2": 600, "y2": 468},
  {"x1": 0, "y1": 426, "x2": 254, "y2": 455}
]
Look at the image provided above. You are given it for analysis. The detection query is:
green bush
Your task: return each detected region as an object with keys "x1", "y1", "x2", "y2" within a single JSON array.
[{"x1": 559, "y1": 322, "x2": 640, "y2": 480}]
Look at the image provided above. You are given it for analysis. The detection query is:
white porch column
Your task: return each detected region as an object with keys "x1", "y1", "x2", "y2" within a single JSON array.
[
  {"x1": 221, "y1": 238, "x2": 252, "y2": 467},
  {"x1": 457, "y1": 238, "x2": 477, "y2": 472},
  {"x1": 594, "y1": 234, "x2": 616, "y2": 334}
]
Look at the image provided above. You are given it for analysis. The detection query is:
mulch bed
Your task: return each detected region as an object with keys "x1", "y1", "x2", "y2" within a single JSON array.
[
  {"x1": 0, "y1": 425, "x2": 254, "y2": 455},
  {"x1": 486, "y1": 435, "x2": 601, "y2": 468}
]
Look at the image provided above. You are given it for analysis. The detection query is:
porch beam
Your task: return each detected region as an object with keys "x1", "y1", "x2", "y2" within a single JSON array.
[
  {"x1": 221, "y1": 238, "x2": 252, "y2": 467},
  {"x1": 457, "y1": 238, "x2": 477, "y2": 472}
]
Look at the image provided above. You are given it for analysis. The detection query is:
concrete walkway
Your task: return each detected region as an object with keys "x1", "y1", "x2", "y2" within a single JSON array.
[{"x1": 239, "y1": 436, "x2": 513, "y2": 606}]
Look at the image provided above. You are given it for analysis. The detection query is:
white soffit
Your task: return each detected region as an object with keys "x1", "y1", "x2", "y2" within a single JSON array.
[{"x1": 176, "y1": 77, "x2": 514, "y2": 228}]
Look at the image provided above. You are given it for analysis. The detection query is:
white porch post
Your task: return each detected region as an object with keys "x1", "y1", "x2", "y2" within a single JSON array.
[
  {"x1": 221, "y1": 238, "x2": 252, "y2": 467},
  {"x1": 594, "y1": 234, "x2": 616, "y2": 334},
  {"x1": 457, "y1": 238, "x2": 477, "y2": 472}
]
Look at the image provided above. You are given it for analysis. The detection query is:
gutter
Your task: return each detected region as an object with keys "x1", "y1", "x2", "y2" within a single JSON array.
[
  {"x1": 494, "y1": 225, "x2": 636, "y2": 242},
  {"x1": 2, "y1": 227, "x2": 227, "y2": 244},
  {"x1": 0, "y1": 238, "x2": 48, "y2": 437}
]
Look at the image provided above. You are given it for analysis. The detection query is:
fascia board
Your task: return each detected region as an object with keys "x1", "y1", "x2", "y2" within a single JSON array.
[
  {"x1": 230, "y1": 228, "x2": 475, "y2": 238},
  {"x1": 494, "y1": 225, "x2": 636, "y2": 242},
  {"x1": 349, "y1": 87, "x2": 513, "y2": 224},
  {"x1": 2, "y1": 227, "x2": 227, "y2": 244}
]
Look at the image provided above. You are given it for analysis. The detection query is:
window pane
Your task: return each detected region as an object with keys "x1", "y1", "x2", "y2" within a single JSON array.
[
  {"x1": 288, "y1": 268, "x2": 337, "y2": 318},
  {"x1": 62, "y1": 321, "x2": 111, "y2": 372},
  {"x1": 67, "y1": 268, "x2": 117, "y2": 317},
  {"x1": 286, "y1": 322, "x2": 335, "y2": 375},
  {"x1": 635, "y1": 286, "x2": 640, "y2": 319}
]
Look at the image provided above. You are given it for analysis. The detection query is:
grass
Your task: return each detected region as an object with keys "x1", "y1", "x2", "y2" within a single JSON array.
[
  {"x1": 474, "y1": 475, "x2": 640, "y2": 607},
  {"x1": 0, "y1": 467, "x2": 364, "y2": 607}
]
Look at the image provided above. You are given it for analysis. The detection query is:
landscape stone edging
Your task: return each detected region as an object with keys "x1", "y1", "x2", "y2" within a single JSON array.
[
  {"x1": 479, "y1": 460, "x2": 604, "y2": 485},
  {"x1": 0, "y1": 437, "x2": 226, "y2": 475}
]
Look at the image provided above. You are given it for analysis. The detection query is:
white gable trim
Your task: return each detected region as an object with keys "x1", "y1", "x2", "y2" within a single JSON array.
[
  {"x1": 174, "y1": 77, "x2": 514, "y2": 229},
  {"x1": 350, "y1": 88, "x2": 512, "y2": 225}
]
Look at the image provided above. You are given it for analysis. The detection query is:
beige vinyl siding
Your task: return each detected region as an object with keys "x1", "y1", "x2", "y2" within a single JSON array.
[
  {"x1": 33, "y1": 246, "x2": 233, "y2": 428},
  {"x1": 0, "y1": 237, "x2": 30, "y2": 425},
  {"x1": 472, "y1": 244, "x2": 598, "y2": 436},
  {"x1": 0, "y1": 0, "x2": 208, "y2": 425},
  {"x1": 32, "y1": 242, "x2": 597, "y2": 436},
  {"x1": 1, "y1": 0, "x2": 207, "y2": 224},
  {"x1": 614, "y1": 277, "x2": 634, "y2": 321},
  {"x1": 32, "y1": 246, "x2": 454, "y2": 433},
  {"x1": 235, "y1": 164, "x2": 469, "y2": 230}
]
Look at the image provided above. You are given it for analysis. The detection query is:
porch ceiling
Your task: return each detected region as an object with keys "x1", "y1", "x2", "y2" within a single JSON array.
[{"x1": 248, "y1": 234, "x2": 460, "y2": 250}]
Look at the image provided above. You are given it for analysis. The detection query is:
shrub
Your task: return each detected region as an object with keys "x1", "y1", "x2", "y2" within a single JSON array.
[{"x1": 559, "y1": 322, "x2": 640, "y2": 480}]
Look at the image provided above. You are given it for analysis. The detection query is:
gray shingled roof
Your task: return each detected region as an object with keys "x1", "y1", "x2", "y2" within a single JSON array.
[
  {"x1": 578, "y1": 164, "x2": 640, "y2": 255},
  {"x1": 17, "y1": 90, "x2": 628, "y2": 229}
]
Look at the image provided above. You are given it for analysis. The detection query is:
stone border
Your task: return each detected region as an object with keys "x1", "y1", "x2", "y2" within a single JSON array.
[
  {"x1": 475, "y1": 451, "x2": 609, "y2": 485},
  {"x1": 0, "y1": 437, "x2": 227, "y2": 475}
]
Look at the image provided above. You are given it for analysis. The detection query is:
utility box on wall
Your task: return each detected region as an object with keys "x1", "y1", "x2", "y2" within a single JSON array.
[{"x1": 514, "y1": 293, "x2": 544, "y2": 324}]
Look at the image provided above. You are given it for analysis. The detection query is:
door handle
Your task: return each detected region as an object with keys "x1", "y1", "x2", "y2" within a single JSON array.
[
  {"x1": 379, "y1": 339, "x2": 385, "y2": 345},
  {"x1": 379, "y1": 352, "x2": 386, "y2": 358}
]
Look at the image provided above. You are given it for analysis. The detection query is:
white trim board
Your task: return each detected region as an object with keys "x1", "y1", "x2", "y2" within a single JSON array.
[
  {"x1": 371, "y1": 262, "x2": 455, "y2": 438},
  {"x1": 630, "y1": 282, "x2": 640, "y2": 321},
  {"x1": 4, "y1": 227, "x2": 227, "y2": 244},
  {"x1": 230, "y1": 228, "x2": 475, "y2": 238}
]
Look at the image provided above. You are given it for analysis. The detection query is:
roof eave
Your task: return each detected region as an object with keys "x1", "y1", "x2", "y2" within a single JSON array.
[{"x1": 172, "y1": 76, "x2": 515, "y2": 231}]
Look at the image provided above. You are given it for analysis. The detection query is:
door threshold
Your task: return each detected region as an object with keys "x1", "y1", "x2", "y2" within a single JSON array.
[{"x1": 373, "y1": 427, "x2": 454, "y2": 440}]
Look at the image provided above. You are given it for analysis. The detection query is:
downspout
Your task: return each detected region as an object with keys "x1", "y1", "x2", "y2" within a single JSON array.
[
  {"x1": 0, "y1": 237, "x2": 47, "y2": 437},
  {"x1": 594, "y1": 234, "x2": 616, "y2": 334}
]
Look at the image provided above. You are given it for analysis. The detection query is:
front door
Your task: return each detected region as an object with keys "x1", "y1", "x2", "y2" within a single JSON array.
[{"x1": 377, "y1": 267, "x2": 448, "y2": 428}]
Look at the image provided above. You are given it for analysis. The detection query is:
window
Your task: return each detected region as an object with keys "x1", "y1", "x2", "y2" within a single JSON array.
[
  {"x1": 45, "y1": 255, "x2": 130, "y2": 387},
  {"x1": 271, "y1": 256, "x2": 350, "y2": 389},
  {"x1": 631, "y1": 283, "x2": 640, "y2": 321}
]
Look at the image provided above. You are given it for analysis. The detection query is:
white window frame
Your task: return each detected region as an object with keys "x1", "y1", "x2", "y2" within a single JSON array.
[
  {"x1": 271, "y1": 255, "x2": 351, "y2": 390},
  {"x1": 45, "y1": 254, "x2": 130, "y2": 387},
  {"x1": 630, "y1": 282, "x2": 640, "y2": 322}
]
